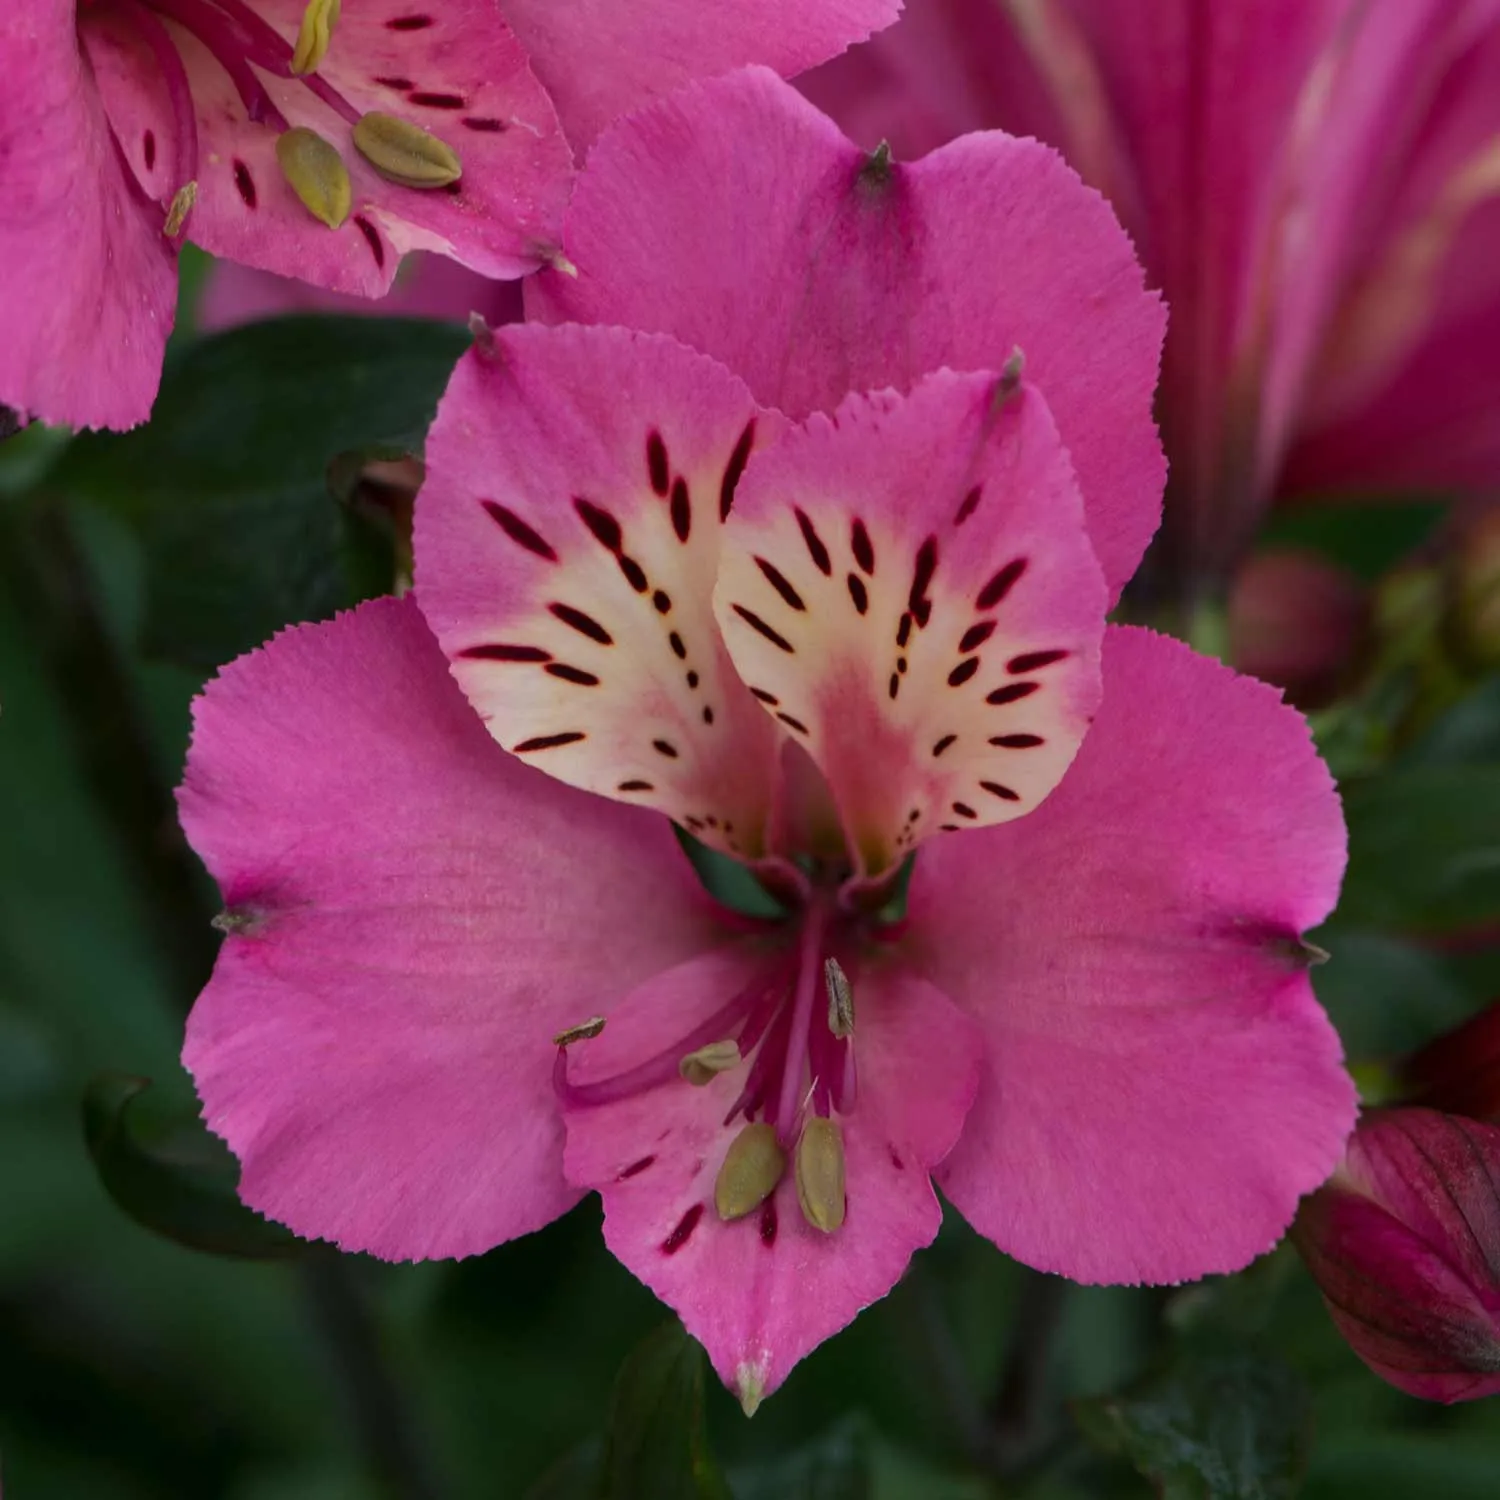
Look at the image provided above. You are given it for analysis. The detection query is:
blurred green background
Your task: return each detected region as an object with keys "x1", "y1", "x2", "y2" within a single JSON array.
[{"x1": 4, "y1": 263, "x2": 1500, "y2": 1500}]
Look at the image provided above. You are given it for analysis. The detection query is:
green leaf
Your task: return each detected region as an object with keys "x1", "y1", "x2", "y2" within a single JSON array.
[
  {"x1": 52, "y1": 315, "x2": 469, "y2": 669},
  {"x1": 1073, "y1": 1349, "x2": 1311, "y2": 1500},
  {"x1": 1337, "y1": 765, "x2": 1500, "y2": 931},
  {"x1": 600, "y1": 1320, "x2": 731, "y2": 1500},
  {"x1": 1401, "y1": 676, "x2": 1500, "y2": 768},
  {"x1": 731, "y1": 1417, "x2": 873, "y2": 1500},
  {"x1": 82, "y1": 1072, "x2": 301, "y2": 1259}
]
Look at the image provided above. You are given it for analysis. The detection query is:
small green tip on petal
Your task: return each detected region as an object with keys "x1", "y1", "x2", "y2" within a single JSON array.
[
  {"x1": 275, "y1": 128, "x2": 351, "y2": 229},
  {"x1": 735, "y1": 1361, "x2": 768, "y2": 1418}
]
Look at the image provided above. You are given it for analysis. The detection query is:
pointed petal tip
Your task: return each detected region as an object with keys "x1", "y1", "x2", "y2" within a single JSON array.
[{"x1": 735, "y1": 1359, "x2": 768, "y2": 1417}]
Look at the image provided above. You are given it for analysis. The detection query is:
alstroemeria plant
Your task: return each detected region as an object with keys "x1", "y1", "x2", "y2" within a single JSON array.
[
  {"x1": 0, "y1": 0, "x2": 895, "y2": 430},
  {"x1": 179, "y1": 71, "x2": 1355, "y2": 1408}
]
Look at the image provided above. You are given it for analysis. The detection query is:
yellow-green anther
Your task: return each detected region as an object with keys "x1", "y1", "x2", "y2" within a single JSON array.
[
  {"x1": 679, "y1": 1040, "x2": 740, "y2": 1086},
  {"x1": 291, "y1": 0, "x2": 340, "y2": 75},
  {"x1": 352, "y1": 112, "x2": 462, "y2": 189},
  {"x1": 275, "y1": 128, "x2": 351, "y2": 229},
  {"x1": 824, "y1": 957, "x2": 854, "y2": 1038},
  {"x1": 795, "y1": 1117, "x2": 847, "y2": 1233},
  {"x1": 163, "y1": 180, "x2": 197, "y2": 238},
  {"x1": 552, "y1": 1015, "x2": 606, "y2": 1046},
  {"x1": 714, "y1": 1123, "x2": 786, "y2": 1221}
]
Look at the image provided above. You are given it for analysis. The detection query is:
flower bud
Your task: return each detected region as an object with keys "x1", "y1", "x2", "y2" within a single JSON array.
[
  {"x1": 1227, "y1": 548, "x2": 1367, "y2": 707},
  {"x1": 1292, "y1": 1108, "x2": 1500, "y2": 1402},
  {"x1": 1401, "y1": 999, "x2": 1500, "y2": 1124}
]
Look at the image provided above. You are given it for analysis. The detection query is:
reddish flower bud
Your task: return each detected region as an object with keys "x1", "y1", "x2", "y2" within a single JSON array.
[
  {"x1": 1402, "y1": 1000, "x2": 1500, "y2": 1124},
  {"x1": 1227, "y1": 548, "x2": 1368, "y2": 707},
  {"x1": 1293, "y1": 1108, "x2": 1500, "y2": 1402}
]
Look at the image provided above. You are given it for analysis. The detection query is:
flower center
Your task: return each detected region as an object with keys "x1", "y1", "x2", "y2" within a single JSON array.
[{"x1": 553, "y1": 889, "x2": 864, "y2": 1234}]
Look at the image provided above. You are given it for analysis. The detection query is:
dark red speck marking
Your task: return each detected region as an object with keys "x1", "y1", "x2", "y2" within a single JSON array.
[
  {"x1": 143, "y1": 130, "x2": 156, "y2": 171},
  {"x1": 233, "y1": 159, "x2": 256, "y2": 208},
  {"x1": 410, "y1": 91, "x2": 465, "y2": 109},
  {"x1": 981, "y1": 781, "x2": 1021, "y2": 801},
  {"x1": 618, "y1": 1155, "x2": 655, "y2": 1180},
  {"x1": 374, "y1": 75, "x2": 414, "y2": 89},
  {"x1": 460, "y1": 643, "x2": 550, "y2": 662},
  {"x1": 1008, "y1": 649, "x2": 1069, "y2": 674},
  {"x1": 546, "y1": 663, "x2": 600, "y2": 686},
  {"x1": 756, "y1": 557, "x2": 805, "y2": 612},
  {"x1": 759, "y1": 1196, "x2": 779, "y2": 1247},
  {"x1": 721, "y1": 420, "x2": 756, "y2": 519},
  {"x1": 947, "y1": 658, "x2": 980, "y2": 688},
  {"x1": 618, "y1": 779, "x2": 654, "y2": 793},
  {"x1": 670, "y1": 477, "x2": 692, "y2": 543},
  {"x1": 646, "y1": 431, "x2": 670, "y2": 495},
  {"x1": 550, "y1": 602, "x2": 612, "y2": 644},
  {"x1": 795, "y1": 509, "x2": 832, "y2": 575},
  {"x1": 954, "y1": 485, "x2": 983, "y2": 525},
  {"x1": 733, "y1": 605, "x2": 795, "y2": 654},
  {"x1": 987, "y1": 681, "x2": 1039, "y2": 706},
  {"x1": 932, "y1": 734, "x2": 957, "y2": 757},
  {"x1": 851, "y1": 518, "x2": 876, "y2": 575},
  {"x1": 353, "y1": 215, "x2": 385, "y2": 270},
  {"x1": 652, "y1": 589, "x2": 672, "y2": 614},
  {"x1": 662, "y1": 1202, "x2": 704, "y2": 1254},
  {"x1": 462, "y1": 117, "x2": 507, "y2": 132},
  {"x1": 990, "y1": 732, "x2": 1044, "y2": 748},
  {"x1": 846, "y1": 573, "x2": 869, "y2": 615},
  {"x1": 959, "y1": 620, "x2": 997, "y2": 654},
  {"x1": 908, "y1": 535, "x2": 939, "y2": 626},
  {"x1": 483, "y1": 501, "x2": 557, "y2": 561},
  {"x1": 387, "y1": 14, "x2": 434, "y2": 30},
  {"x1": 513, "y1": 731, "x2": 585, "y2": 753},
  {"x1": 977, "y1": 557, "x2": 1028, "y2": 610}
]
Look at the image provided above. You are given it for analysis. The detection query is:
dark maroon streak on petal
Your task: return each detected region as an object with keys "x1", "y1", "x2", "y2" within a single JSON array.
[
  {"x1": 795, "y1": 508, "x2": 832, "y2": 575},
  {"x1": 976, "y1": 558, "x2": 1028, "y2": 610},
  {"x1": 662, "y1": 1202, "x2": 704, "y2": 1254},
  {"x1": 482, "y1": 501, "x2": 558, "y2": 561},
  {"x1": 756, "y1": 557, "x2": 805, "y2": 611},
  {"x1": 721, "y1": 421, "x2": 757, "y2": 520},
  {"x1": 646, "y1": 430, "x2": 670, "y2": 495},
  {"x1": 513, "y1": 731, "x2": 586, "y2": 752},
  {"x1": 959, "y1": 620, "x2": 997, "y2": 653},
  {"x1": 1007, "y1": 649, "x2": 1069, "y2": 673}
]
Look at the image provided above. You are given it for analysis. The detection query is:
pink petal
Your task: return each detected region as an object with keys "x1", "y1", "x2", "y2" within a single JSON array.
[
  {"x1": 180, "y1": 595, "x2": 737, "y2": 1260},
  {"x1": 502, "y1": 0, "x2": 901, "y2": 150},
  {"x1": 92, "y1": 1, "x2": 574, "y2": 295},
  {"x1": 715, "y1": 369, "x2": 1106, "y2": 877},
  {"x1": 1278, "y1": 8, "x2": 1500, "y2": 498},
  {"x1": 530, "y1": 67, "x2": 1165, "y2": 603},
  {"x1": 561, "y1": 948, "x2": 979, "y2": 1405},
  {"x1": 197, "y1": 251, "x2": 522, "y2": 331},
  {"x1": 1250, "y1": 0, "x2": 1479, "y2": 499},
  {"x1": 799, "y1": 0, "x2": 1118, "y2": 192},
  {"x1": 1, "y1": 2, "x2": 176, "y2": 429},
  {"x1": 415, "y1": 322, "x2": 784, "y2": 861},
  {"x1": 1047, "y1": 0, "x2": 1347, "y2": 531},
  {"x1": 912, "y1": 625, "x2": 1353, "y2": 1284}
]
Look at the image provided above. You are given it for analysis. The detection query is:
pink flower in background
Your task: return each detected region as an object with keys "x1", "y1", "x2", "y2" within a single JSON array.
[
  {"x1": 803, "y1": 0, "x2": 1500, "y2": 586},
  {"x1": 1294, "y1": 1108, "x2": 1500, "y2": 1403},
  {"x1": 179, "y1": 72, "x2": 1353, "y2": 1406},
  {"x1": 1, "y1": 0, "x2": 896, "y2": 431}
]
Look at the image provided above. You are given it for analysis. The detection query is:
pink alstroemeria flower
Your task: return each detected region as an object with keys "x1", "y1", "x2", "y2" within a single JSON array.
[
  {"x1": 179, "y1": 71, "x2": 1355, "y2": 1407},
  {"x1": 803, "y1": 0, "x2": 1500, "y2": 587},
  {"x1": 0, "y1": 0, "x2": 896, "y2": 431}
]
